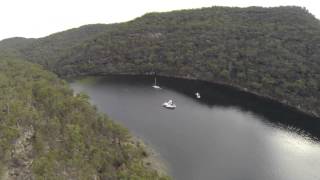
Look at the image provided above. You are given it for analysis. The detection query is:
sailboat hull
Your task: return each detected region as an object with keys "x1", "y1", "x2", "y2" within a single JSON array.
[{"x1": 152, "y1": 85, "x2": 161, "y2": 89}]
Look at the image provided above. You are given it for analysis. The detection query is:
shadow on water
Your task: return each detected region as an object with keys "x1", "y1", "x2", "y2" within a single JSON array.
[
  {"x1": 157, "y1": 76, "x2": 320, "y2": 141},
  {"x1": 71, "y1": 75, "x2": 320, "y2": 180},
  {"x1": 87, "y1": 75, "x2": 320, "y2": 141}
]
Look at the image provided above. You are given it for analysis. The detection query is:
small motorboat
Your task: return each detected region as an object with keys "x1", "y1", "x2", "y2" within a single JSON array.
[
  {"x1": 195, "y1": 92, "x2": 201, "y2": 99},
  {"x1": 162, "y1": 99, "x2": 176, "y2": 109}
]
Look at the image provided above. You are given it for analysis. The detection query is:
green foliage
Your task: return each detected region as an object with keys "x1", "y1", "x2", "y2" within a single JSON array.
[
  {"x1": 0, "y1": 6, "x2": 318, "y2": 117},
  {"x1": 2, "y1": 5, "x2": 318, "y2": 178},
  {"x1": 0, "y1": 58, "x2": 168, "y2": 179}
]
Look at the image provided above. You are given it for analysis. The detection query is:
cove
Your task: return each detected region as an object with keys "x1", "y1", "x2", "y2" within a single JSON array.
[{"x1": 70, "y1": 75, "x2": 320, "y2": 180}]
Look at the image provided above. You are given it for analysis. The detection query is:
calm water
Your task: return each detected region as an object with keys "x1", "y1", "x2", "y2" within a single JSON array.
[{"x1": 71, "y1": 75, "x2": 320, "y2": 180}]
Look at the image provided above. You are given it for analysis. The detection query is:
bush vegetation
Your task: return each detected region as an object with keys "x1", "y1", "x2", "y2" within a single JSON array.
[
  {"x1": 0, "y1": 58, "x2": 168, "y2": 179},
  {"x1": 0, "y1": 6, "x2": 319, "y2": 117}
]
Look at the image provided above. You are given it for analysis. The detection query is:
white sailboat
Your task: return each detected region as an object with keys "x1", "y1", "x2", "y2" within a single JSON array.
[{"x1": 152, "y1": 75, "x2": 161, "y2": 89}]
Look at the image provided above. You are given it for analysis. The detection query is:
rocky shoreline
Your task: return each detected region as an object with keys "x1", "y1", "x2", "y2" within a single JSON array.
[{"x1": 129, "y1": 136, "x2": 170, "y2": 177}]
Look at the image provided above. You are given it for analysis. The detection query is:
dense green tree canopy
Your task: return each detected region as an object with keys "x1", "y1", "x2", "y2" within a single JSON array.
[
  {"x1": 0, "y1": 58, "x2": 169, "y2": 179},
  {"x1": 0, "y1": 6, "x2": 319, "y2": 117}
]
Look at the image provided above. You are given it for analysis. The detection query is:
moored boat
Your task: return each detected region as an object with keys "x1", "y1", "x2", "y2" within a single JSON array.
[{"x1": 163, "y1": 99, "x2": 176, "y2": 109}]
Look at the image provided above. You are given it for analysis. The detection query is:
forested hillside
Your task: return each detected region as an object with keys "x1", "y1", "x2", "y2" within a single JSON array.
[
  {"x1": 0, "y1": 58, "x2": 168, "y2": 179},
  {"x1": 0, "y1": 6, "x2": 319, "y2": 117},
  {"x1": 0, "y1": 24, "x2": 111, "y2": 66}
]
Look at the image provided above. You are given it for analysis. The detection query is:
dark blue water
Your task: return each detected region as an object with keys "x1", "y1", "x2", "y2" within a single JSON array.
[{"x1": 71, "y1": 75, "x2": 320, "y2": 180}]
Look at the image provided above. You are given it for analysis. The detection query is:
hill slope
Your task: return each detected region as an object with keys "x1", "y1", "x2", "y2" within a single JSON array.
[
  {"x1": 0, "y1": 24, "x2": 112, "y2": 66},
  {"x1": 0, "y1": 6, "x2": 320, "y2": 117},
  {"x1": 0, "y1": 58, "x2": 168, "y2": 179}
]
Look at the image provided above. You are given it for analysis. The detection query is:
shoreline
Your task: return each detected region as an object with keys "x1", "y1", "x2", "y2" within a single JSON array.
[
  {"x1": 129, "y1": 136, "x2": 170, "y2": 177},
  {"x1": 70, "y1": 76, "x2": 171, "y2": 177},
  {"x1": 67, "y1": 73, "x2": 320, "y2": 120}
]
